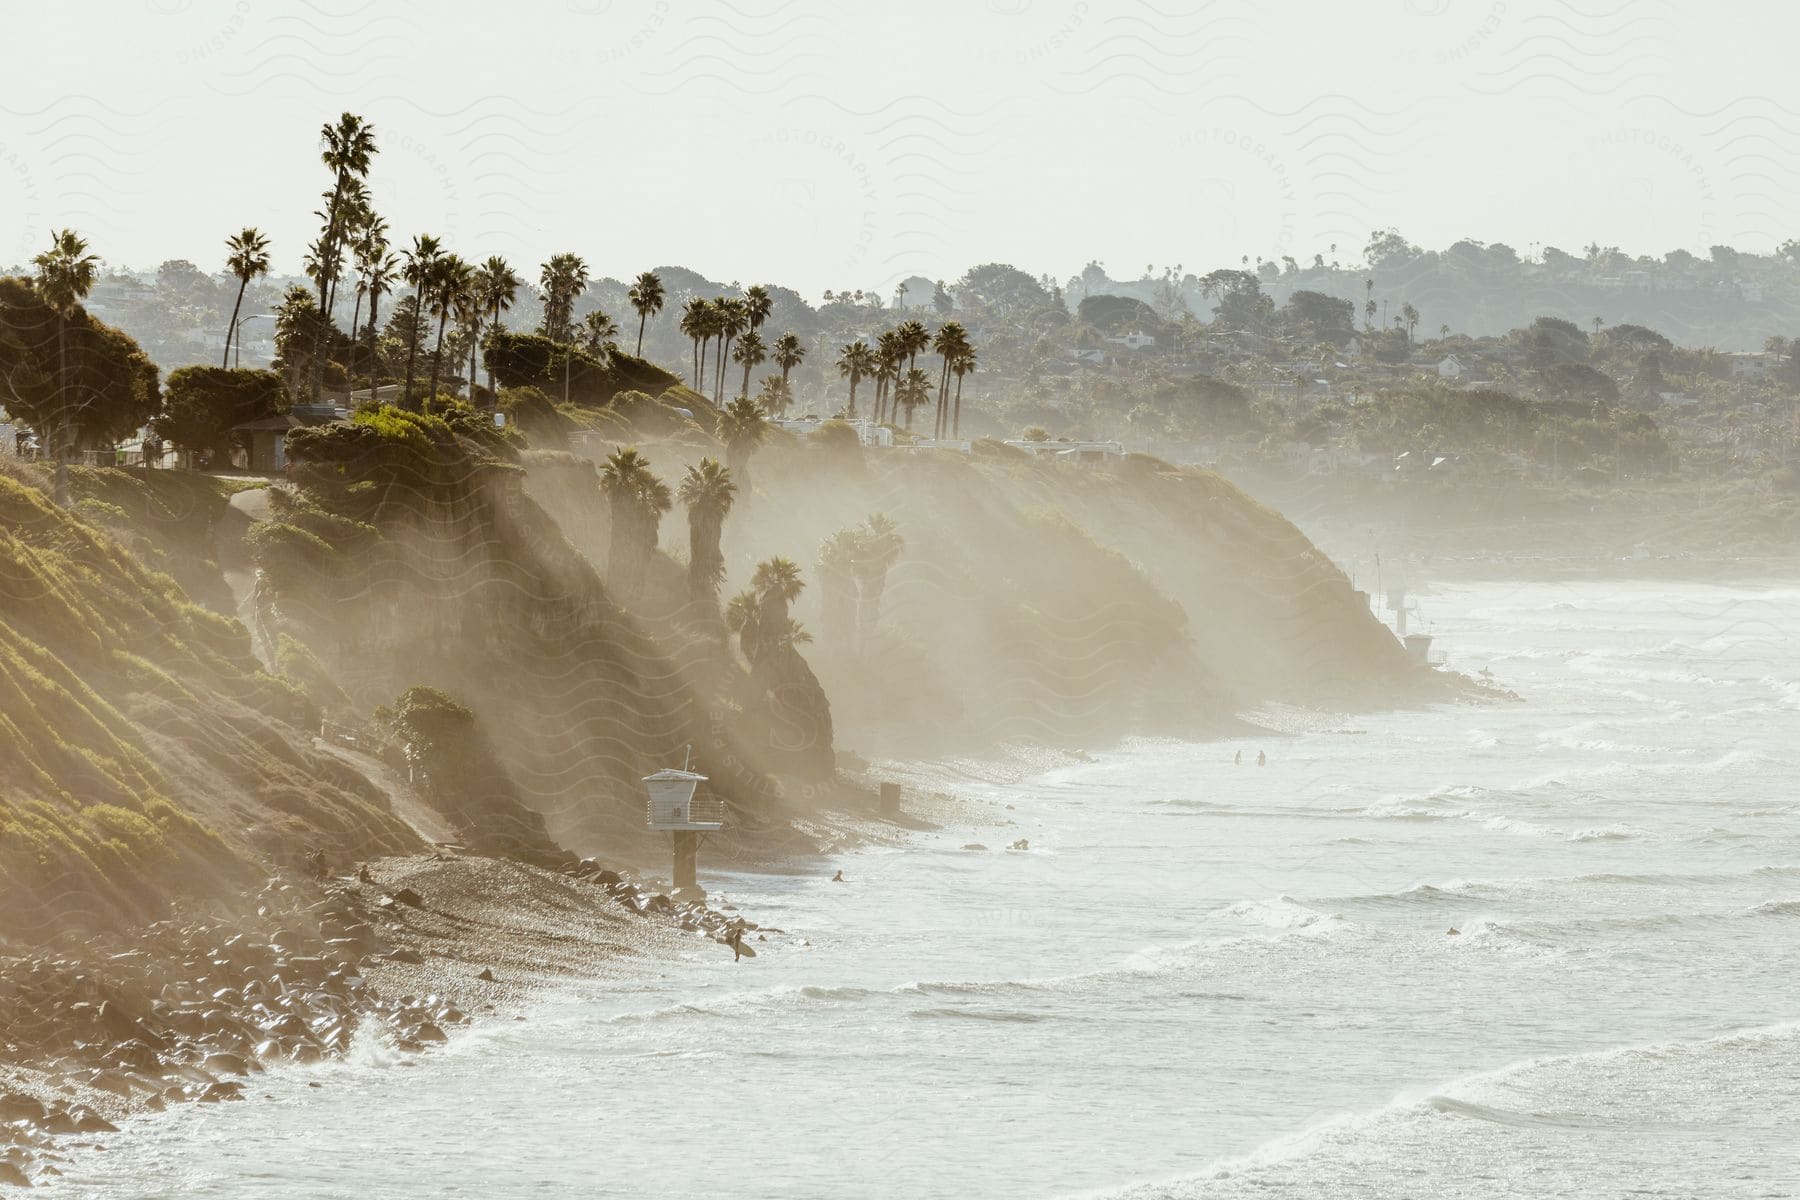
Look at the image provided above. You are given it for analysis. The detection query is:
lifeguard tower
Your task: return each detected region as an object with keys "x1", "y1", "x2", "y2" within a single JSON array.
[{"x1": 644, "y1": 754, "x2": 724, "y2": 899}]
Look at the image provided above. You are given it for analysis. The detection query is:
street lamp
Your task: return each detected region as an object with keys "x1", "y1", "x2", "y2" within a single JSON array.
[{"x1": 234, "y1": 313, "x2": 271, "y2": 369}]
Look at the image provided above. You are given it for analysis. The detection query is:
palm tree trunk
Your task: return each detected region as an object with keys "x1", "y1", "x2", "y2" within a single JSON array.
[
  {"x1": 943, "y1": 359, "x2": 957, "y2": 438},
  {"x1": 368, "y1": 292, "x2": 382, "y2": 407},
  {"x1": 637, "y1": 311, "x2": 648, "y2": 357},
  {"x1": 487, "y1": 301, "x2": 503, "y2": 397},
  {"x1": 467, "y1": 317, "x2": 481, "y2": 400},
  {"x1": 954, "y1": 373, "x2": 965, "y2": 438},
  {"x1": 428, "y1": 308, "x2": 449, "y2": 403},
  {"x1": 402, "y1": 292, "x2": 424, "y2": 410},
  {"x1": 848, "y1": 377, "x2": 858, "y2": 420},
  {"x1": 698, "y1": 336, "x2": 709, "y2": 392},
  {"x1": 223, "y1": 278, "x2": 248, "y2": 368},
  {"x1": 53, "y1": 318, "x2": 69, "y2": 504},
  {"x1": 742, "y1": 360, "x2": 752, "y2": 399},
  {"x1": 345, "y1": 290, "x2": 364, "y2": 401}
]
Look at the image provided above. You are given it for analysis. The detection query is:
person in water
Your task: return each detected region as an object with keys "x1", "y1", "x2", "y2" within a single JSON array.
[
  {"x1": 729, "y1": 926, "x2": 745, "y2": 961},
  {"x1": 1233, "y1": 750, "x2": 1242, "y2": 766},
  {"x1": 1256, "y1": 750, "x2": 1267, "y2": 767},
  {"x1": 831, "y1": 869, "x2": 846, "y2": 882}
]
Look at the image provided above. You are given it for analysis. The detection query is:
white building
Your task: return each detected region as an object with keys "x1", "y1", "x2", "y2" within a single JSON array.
[
  {"x1": 1105, "y1": 331, "x2": 1157, "y2": 351},
  {"x1": 1436, "y1": 355, "x2": 1467, "y2": 380}
]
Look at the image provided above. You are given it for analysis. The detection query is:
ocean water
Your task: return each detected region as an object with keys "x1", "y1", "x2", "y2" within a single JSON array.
[{"x1": 58, "y1": 580, "x2": 1800, "y2": 1198}]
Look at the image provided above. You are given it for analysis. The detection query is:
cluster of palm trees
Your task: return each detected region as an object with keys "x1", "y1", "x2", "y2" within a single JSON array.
[
  {"x1": 815, "y1": 513, "x2": 904, "y2": 652},
  {"x1": 216, "y1": 116, "x2": 689, "y2": 414},
  {"x1": 600, "y1": 444, "x2": 813, "y2": 664},
  {"x1": 675, "y1": 286, "x2": 804, "y2": 409},
  {"x1": 835, "y1": 319, "x2": 977, "y2": 435}
]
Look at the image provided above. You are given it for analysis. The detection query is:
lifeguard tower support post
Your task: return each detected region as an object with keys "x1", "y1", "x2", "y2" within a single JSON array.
[{"x1": 643, "y1": 754, "x2": 724, "y2": 899}]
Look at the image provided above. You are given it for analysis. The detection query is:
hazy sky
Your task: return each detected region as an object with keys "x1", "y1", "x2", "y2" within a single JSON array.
[{"x1": 2, "y1": 1, "x2": 1794, "y2": 294}]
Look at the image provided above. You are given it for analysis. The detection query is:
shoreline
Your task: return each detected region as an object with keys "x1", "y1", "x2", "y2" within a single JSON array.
[
  {"x1": 0, "y1": 731, "x2": 1401, "y2": 1189},
  {"x1": 0, "y1": 852, "x2": 764, "y2": 1189}
]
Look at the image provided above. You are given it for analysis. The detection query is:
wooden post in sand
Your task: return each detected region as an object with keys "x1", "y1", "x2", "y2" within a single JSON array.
[{"x1": 879, "y1": 782, "x2": 900, "y2": 817}]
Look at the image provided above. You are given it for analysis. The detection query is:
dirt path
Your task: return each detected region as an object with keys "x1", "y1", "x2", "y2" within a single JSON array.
[
  {"x1": 214, "y1": 484, "x2": 277, "y2": 668},
  {"x1": 312, "y1": 739, "x2": 460, "y2": 845}
]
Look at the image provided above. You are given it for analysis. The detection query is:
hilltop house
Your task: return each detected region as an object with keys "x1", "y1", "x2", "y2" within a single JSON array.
[
  {"x1": 1104, "y1": 331, "x2": 1157, "y2": 351},
  {"x1": 1436, "y1": 355, "x2": 1467, "y2": 380},
  {"x1": 1725, "y1": 351, "x2": 1779, "y2": 380},
  {"x1": 1004, "y1": 438, "x2": 1124, "y2": 466}
]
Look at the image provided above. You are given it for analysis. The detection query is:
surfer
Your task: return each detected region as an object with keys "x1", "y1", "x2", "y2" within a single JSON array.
[
  {"x1": 831, "y1": 869, "x2": 846, "y2": 883},
  {"x1": 1233, "y1": 750, "x2": 1241, "y2": 766},
  {"x1": 730, "y1": 926, "x2": 745, "y2": 961},
  {"x1": 1256, "y1": 750, "x2": 1267, "y2": 767}
]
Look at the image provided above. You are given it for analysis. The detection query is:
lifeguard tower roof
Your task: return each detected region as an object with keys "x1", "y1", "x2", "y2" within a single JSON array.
[{"x1": 642, "y1": 768, "x2": 708, "y2": 783}]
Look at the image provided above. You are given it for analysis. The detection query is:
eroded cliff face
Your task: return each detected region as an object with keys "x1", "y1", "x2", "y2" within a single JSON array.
[
  {"x1": 0, "y1": 469, "x2": 417, "y2": 939},
  {"x1": 591, "y1": 434, "x2": 1427, "y2": 759}
]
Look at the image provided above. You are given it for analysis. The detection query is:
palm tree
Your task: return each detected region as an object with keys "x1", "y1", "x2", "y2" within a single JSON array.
[
  {"x1": 755, "y1": 375, "x2": 790, "y2": 415},
  {"x1": 456, "y1": 276, "x2": 486, "y2": 400},
  {"x1": 538, "y1": 253, "x2": 589, "y2": 343},
  {"x1": 1363, "y1": 298, "x2": 1377, "y2": 330},
  {"x1": 744, "y1": 284, "x2": 773, "y2": 332},
  {"x1": 716, "y1": 394, "x2": 769, "y2": 485},
  {"x1": 475, "y1": 256, "x2": 521, "y2": 396},
  {"x1": 752, "y1": 556, "x2": 805, "y2": 634},
  {"x1": 222, "y1": 227, "x2": 271, "y2": 367},
  {"x1": 321, "y1": 181, "x2": 371, "y2": 319},
  {"x1": 852, "y1": 513, "x2": 903, "y2": 642},
  {"x1": 580, "y1": 309, "x2": 620, "y2": 358},
  {"x1": 873, "y1": 328, "x2": 904, "y2": 423},
  {"x1": 677, "y1": 457, "x2": 736, "y2": 607},
  {"x1": 897, "y1": 319, "x2": 929, "y2": 373},
  {"x1": 344, "y1": 214, "x2": 387, "y2": 391},
  {"x1": 400, "y1": 234, "x2": 443, "y2": 407},
  {"x1": 714, "y1": 297, "x2": 748, "y2": 403},
  {"x1": 316, "y1": 113, "x2": 378, "y2": 312},
  {"x1": 724, "y1": 588, "x2": 763, "y2": 662},
  {"x1": 817, "y1": 529, "x2": 861, "y2": 653},
  {"x1": 427, "y1": 254, "x2": 472, "y2": 404},
  {"x1": 628, "y1": 270, "x2": 665, "y2": 356},
  {"x1": 1400, "y1": 302, "x2": 1420, "y2": 344},
  {"x1": 836, "y1": 342, "x2": 875, "y2": 418},
  {"x1": 732, "y1": 329, "x2": 767, "y2": 399},
  {"x1": 931, "y1": 321, "x2": 969, "y2": 437},
  {"x1": 32, "y1": 228, "x2": 99, "y2": 502},
  {"x1": 1439, "y1": 323, "x2": 1450, "y2": 341},
  {"x1": 363, "y1": 249, "x2": 400, "y2": 405},
  {"x1": 897, "y1": 367, "x2": 932, "y2": 429},
  {"x1": 679, "y1": 297, "x2": 709, "y2": 390},
  {"x1": 599, "y1": 447, "x2": 672, "y2": 603},
  {"x1": 949, "y1": 343, "x2": 978, "y2": 437},
  {"x1": 771, "y1": 331, "x2": 805, "y2": 411}
]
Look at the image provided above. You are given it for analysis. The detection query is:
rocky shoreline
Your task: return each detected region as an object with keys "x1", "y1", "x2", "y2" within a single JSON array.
[{"x1": 0, "y1": 852, "x2": 765, "y2": 1190}]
